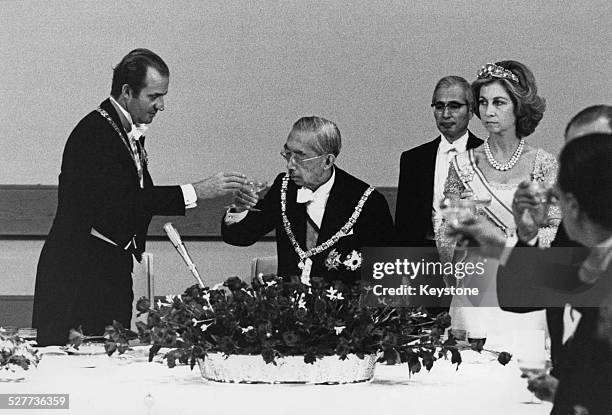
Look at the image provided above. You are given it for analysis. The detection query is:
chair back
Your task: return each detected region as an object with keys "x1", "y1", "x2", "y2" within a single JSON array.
[{"x1": 250, "y1": 255, "x2": 278, "y2": 284}]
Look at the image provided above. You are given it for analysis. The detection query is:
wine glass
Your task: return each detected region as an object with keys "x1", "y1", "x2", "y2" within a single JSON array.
[
  {"x1": 226, "y1": 178, "x2": 268, "y2": 212},
  {"x1": 244, "y1": 179, "x2": 268, "y2": 212},
  {"x1": 521, "y1": 181, "x2": 559, "y2": 229},
  {"x1": 517, "y1": 358, "x2": 550, "y2": 404},
  {"x1": 515, "y1": 329, "x2": 549, "y2": 404}
]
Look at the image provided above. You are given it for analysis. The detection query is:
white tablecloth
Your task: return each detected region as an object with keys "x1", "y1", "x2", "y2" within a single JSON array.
[{"x1": 3, "y1": 350, "x2": 552, "y2": 415}]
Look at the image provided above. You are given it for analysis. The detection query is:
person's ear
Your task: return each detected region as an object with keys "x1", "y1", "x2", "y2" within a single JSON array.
[
  {"x1": 323, "y1": 154, "x2": 336, "y2": 169},
  {"x1": 564, "y1": 193, "x2": 580, "y2": 221},
  {"x1": 121, "y1": 83, "x2": 134, "y2": 99}
]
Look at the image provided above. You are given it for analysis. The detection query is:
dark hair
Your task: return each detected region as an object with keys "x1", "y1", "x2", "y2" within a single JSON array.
[
  {"x1": 110, "y1": 48, "x2": 169, "y2": 98},
  {"x1": 558, "y1": 133, "x2": 612, "y2": 229},
  {"x1": 472, "y1": 60, "x2": 546, "y2": 138},
  {"x1": 432, "y1": 76, "x2": 475, "y2": 113},
  {"x1": 289, "y1": 116, "x2": 342, "y2": 157},
  {"x1": 564, "y1": 105, "x2": 612, "y2": 137}
]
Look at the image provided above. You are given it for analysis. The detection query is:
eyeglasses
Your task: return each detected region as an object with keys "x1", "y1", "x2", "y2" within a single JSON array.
[
  {"x1": 431, "y1": 101, "x2": 468, "y2": 113},
  {"x1": 280, "y1": 150, "x2": 327, "y2": 165}
]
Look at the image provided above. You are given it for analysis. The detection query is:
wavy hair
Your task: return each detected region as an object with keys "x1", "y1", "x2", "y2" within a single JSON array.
[{"x1": 472, "y1": 60, "x2": 546, "y2": 138}]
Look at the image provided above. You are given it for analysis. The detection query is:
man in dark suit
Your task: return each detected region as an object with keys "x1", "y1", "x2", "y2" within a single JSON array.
[
  {"x1": 222, "y1": 116, "x2": 395, "y2": 283},
  {"x1": 395, "y1": 76, "x2": 482, "y2": 248},
  {"x1": 448, "y1": 132, "x2": 612, "y2": 415},
  {"x1": 33, "y1": 49, "x2": 246, "y2": 346}
]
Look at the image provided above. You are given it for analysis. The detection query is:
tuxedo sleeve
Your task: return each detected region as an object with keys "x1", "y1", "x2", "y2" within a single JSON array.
[
  {"x1": 221, "y1": 173, "x2": 280, "y2": 246},
  {"x1": 60, "y1": 119, "x2": 185, "y2": 247}
]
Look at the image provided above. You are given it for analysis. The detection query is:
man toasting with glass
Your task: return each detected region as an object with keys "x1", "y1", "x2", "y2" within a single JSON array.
[
  {"x1": 33, "y1": 49, "x2": 246, "y2": 346},
  {"x1": 222, "y1": 116, "x2": 394, "y2": 283}
]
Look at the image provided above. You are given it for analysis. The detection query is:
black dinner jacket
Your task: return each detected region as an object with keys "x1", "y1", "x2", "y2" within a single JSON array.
[
  {"x1": 221, "y1": 167, "x2": 395, "y2": 282},
  {"x1": 48, "y1": 98, "x2": 185, "y2": 254},
  {"x1": 395, "y1": 131, "x2": 482, "y2": 247},
  {"x1": 500, "y1": 243, "x2": 612, "y2": 414}
]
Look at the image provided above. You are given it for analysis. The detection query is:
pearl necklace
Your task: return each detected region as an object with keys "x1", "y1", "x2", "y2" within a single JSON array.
[{"x1": 483, "y1": 138, "x2": 525, "y2": 171}]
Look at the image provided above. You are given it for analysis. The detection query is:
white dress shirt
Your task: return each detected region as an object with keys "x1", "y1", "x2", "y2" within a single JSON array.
[
  {"x1": 433, "y1": 132, "x2": 469, "y2": 219},
  {"x1": 225, "y1": 169, "x2": 336, "y2": 227}
]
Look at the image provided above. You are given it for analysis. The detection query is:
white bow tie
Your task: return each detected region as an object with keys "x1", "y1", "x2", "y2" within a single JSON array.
[
  {"x1": 296, "y1": 187, "x2": 315, "y2": 204},
  {"x1": 130, "y1": 124, "x2": 149, "y2": 141}
]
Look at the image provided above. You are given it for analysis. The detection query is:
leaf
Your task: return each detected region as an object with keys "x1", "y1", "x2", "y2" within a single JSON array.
[
  {"x1": 148, "y1": 344, "x2": 162, "y2": 362},
  {"x1": 408, "y1": 355, "x2": 421, "y2": 375},
  {"x1": 104, "y1": 342, "x2": 117, "y2": 356},
  {"x1": 449, "y1": 347, "x2": 462, "y2": 370},
  {"x1": 420, "y1": 350, "x2": 435, "y2": 371}
]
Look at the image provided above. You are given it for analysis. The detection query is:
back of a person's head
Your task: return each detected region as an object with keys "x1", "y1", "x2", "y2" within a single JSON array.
[
  {"x1": 564, "y1": 105, "x2": 612, "y2": 139},
  {"x1": 558, "y1": 133, "x2": 612, "y2": 229}
]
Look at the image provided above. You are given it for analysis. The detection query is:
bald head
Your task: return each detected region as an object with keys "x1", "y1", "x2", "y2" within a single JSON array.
[{"x1": 565, "y1": 105, "x2": 612, "y2": 142}]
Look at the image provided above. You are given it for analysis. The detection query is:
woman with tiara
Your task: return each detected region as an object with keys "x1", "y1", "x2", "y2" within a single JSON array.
[{"x1": 437, "y1": 60, "x2": 559, "y2": 351}]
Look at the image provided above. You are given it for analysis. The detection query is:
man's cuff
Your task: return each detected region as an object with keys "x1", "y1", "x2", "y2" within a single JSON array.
[
  {"x1": 224, "y1": 209, "x2": 248, "y2": 225},
  {"x1": 499, "y1": 234, "x2": 518, "y2": 266},
  {"x1": 181, "y1": 184, "x2": 197, "y2": 209}
]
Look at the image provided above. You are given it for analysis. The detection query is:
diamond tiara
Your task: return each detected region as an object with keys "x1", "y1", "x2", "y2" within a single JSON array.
[{"x1": 477, "y1": 63, "x2": 519, "y2": 83}]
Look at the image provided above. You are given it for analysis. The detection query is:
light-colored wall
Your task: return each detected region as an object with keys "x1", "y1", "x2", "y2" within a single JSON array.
[
  {"x1": 0, "y1": 240, "x2": 276, "y2": 296},
  {"x1": 1, "y1": 0, "x2": 610, "y2": 298},
  {"x1": 1, "y1": 0, "x2": 611, "y2": 188}
]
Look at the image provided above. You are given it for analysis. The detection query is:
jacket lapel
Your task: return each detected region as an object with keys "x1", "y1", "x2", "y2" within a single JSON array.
[
  {"x1": 466, "y1": 130, "x2": 483, "y2": 150},
  {"x1": 318, "y1": 168, "x2": 355, "y2": 244},
  {"x1": 99, "y1": 99, "x2": 141, "y2": 182},
  {"x1": 422, "y1": 137, "x2": 440, "y2": 206}
]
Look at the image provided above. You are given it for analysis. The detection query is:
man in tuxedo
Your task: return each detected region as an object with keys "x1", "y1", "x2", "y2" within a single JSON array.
[
  {"x1": 222, "y1": 116, "x2": 394, "y2": 283},
  {"x1": 448, "y1": 132, "x2": 612, "y2": 415},
  {"x1": 33, "y1": 49, "x2": 246, "y2": 346},
  {"x1": 395, "y1": 76, "x2": 482, "y2": 247}
]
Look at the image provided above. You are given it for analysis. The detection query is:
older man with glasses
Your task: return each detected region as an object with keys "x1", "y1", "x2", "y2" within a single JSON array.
[{"x1": 222, "y1": 116, "x2": 395, "y2": 283}]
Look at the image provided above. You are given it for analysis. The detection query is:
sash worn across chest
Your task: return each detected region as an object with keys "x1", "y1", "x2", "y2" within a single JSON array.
[{"x1": 451, "y1": 150, "x2": 514, "y2": 234}]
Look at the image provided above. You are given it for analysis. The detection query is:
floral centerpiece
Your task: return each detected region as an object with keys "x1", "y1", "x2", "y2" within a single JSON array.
[
  {"x1": 0, "y1": 329, "x2": 41, "y2": 381},
  {"x1": 104, "y1": 275, "x2": 476, "y2": 383}
]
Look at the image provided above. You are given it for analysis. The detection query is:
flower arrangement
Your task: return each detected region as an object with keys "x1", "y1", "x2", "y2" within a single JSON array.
[
  {"x1": 103, "y1": 276, "x2": 473, "y2": 376},
  {"x1": 0, "y1": 328, "x2": 41, "y2": 378}
]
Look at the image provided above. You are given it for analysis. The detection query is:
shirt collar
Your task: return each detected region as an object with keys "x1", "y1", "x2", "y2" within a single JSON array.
[
  {"x1": 109, "y1": 96, "x2": 148, "y2": 140},
  {"x1": 296, "y1": 168, "x2": 335, "y2": 204},
  {"x1": 439, "y1": 131, "x2": 469, "y2": 154}
]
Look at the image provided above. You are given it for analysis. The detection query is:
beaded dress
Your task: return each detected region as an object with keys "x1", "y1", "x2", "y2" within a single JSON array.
[{"x1": 436, "y1": 147, "x2": 559, "y2": 351}]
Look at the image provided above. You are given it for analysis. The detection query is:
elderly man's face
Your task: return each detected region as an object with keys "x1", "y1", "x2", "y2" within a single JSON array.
[
  {"x1": 432, "y1": 85, "x2": 473, "y2": 141},
  {"x1": 283, "y1": 131, "x2": 331, "y2": 190},
  {"x1": 125, "y1": 66, "x2": 168, "y2": 125}
]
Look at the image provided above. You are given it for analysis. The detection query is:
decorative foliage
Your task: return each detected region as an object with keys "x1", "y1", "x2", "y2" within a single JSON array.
[
  {"x1": 0, "y1": 328, "x2": 40, "y2": 374},
  {"x1": 104, "y1": 277, "x2": 464, "y2": 375}
]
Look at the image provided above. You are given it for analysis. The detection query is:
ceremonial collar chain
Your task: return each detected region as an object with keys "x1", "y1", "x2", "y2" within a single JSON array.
[
  {"x1": 484, "y1": 138, "x2": 525, "y2": 171},
  {"x1": 280, "y1": 173, "x2": 374, "y2": 261}
]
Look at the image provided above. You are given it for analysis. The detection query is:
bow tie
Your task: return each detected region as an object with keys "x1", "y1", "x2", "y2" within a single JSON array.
[
  {"x1": 130, "y1": 124, "x2": 149, "y2": 141},
  {"x1": 296, "y1": 187, "x2": 315, "y2": 204}
]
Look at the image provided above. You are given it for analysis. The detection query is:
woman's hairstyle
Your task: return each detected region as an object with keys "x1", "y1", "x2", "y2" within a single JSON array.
[
  {"x1": 472, "y1": 60, "x2": 546, "y2": 138},
  {"x1": 558, "y1": 133, "x2": 612, "y2": 230}
]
